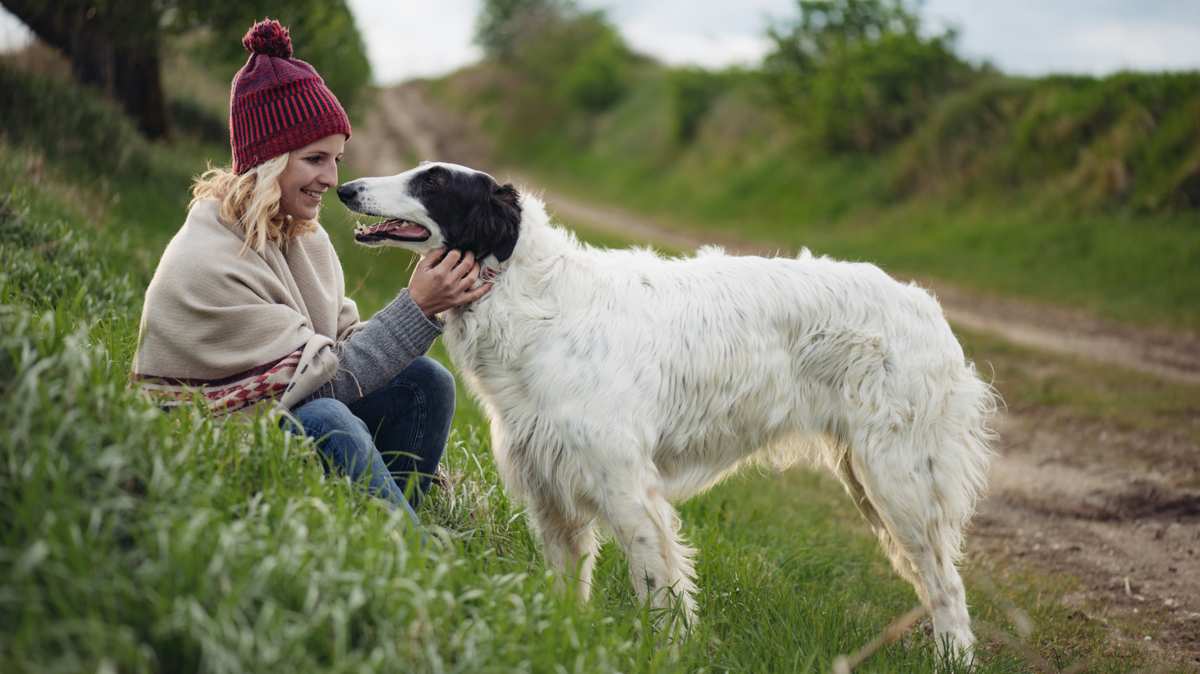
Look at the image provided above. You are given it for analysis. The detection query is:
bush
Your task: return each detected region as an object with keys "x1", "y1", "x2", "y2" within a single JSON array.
[
  {"x1": 667, "y1": 68, "x2": 736, "y2": 143},
  {"x1": 764, "y1": 0, "x2": 974, "y2": 151},
  {"x1": 0, "y1": 63, "x2": 150, "y2": 175},
  {"x1": 476, "y1": 2, "x2": 635, "y2": 116},
  {"x1": 475, "y1": 0, "x2": 574, "y2": 62},
  {"x1": 893, "y1": 72, "x2": 1200, "y2": 212},
  {"x1": 558, "y1": 27, "x2": 630, "y2": 113},
  {"x1": 805, "y1": 31, "x2": 969, "y2": 151}
]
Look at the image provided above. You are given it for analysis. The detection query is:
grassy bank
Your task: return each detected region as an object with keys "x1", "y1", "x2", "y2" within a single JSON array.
[
  {"x1": 0, "y1": 61, "x2": 1180, "y2": 672},
  {"x1": 431, "y1": 65, "x2": 1200, "y2": 331}
]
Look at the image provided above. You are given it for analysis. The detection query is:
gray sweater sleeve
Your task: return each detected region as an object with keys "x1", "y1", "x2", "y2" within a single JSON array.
[{"x1": 303, "y1": 289, "x2": 442, "y2": 405}]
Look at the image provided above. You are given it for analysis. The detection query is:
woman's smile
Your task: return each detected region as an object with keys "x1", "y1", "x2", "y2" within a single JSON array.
[{"x1": 275, "y1": 134, "x2": 345, "y2": 222}]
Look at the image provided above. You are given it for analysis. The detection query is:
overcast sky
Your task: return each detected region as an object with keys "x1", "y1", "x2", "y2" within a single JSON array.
[{"x1": 2, "y1": 2, "x2": 1197, "y2": 84}]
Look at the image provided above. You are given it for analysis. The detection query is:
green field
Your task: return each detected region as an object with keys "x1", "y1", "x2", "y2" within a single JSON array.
[{"x1": 3, "y1": 56, "x2": 1187, "y2": 671}]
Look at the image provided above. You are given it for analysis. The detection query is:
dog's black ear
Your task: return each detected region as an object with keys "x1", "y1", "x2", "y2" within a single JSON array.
[
  {"x1": 487, "y1": 183, "x2": 522, "y2": 262},
  {"x1": 459, "y1": 182, "x2": 521, "y2": 262},
  {"x1": 494, "y1": 183, "x2": 520, "y2": 209}
]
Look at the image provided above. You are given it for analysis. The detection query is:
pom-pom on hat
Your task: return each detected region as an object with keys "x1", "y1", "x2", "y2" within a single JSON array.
[
  {"x1": 242, "y1": 19, "x2": 293, "y2": 58},
  {"x1": 229, "y1": 18, "x2": 351, "y2": 174}
]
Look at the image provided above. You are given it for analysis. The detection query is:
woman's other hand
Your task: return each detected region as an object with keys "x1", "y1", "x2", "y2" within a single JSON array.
[{"x1": 408, "y1": 249, "x2": 492, "y2": 317}]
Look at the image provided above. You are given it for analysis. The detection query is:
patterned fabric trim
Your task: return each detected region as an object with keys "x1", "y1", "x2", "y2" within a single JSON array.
[{"x1": 136, "y1": 348, "x2": 303, "y2": 415}]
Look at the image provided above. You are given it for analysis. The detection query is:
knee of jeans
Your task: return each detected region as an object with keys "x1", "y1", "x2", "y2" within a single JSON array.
[
  {"x1": 294, "y1": 397, "x2": 367, "y2": 439},
  {"x1": 410, "y1": 356, "x2": 456, "y2": 408}
]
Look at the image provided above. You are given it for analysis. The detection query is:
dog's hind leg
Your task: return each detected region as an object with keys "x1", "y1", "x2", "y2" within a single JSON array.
[
  {"x1": 597, "y1": 476, "x2": 698, "y2": 630},
  {"x1": 529, "y1": 496, "x2": 599, "y2": 602},
  {"x1": 849, "y1": 428, "x2": 986, "y2": 663},
  {"x1": 829, "y1": 447, "x2": 925, "y2": 602}
]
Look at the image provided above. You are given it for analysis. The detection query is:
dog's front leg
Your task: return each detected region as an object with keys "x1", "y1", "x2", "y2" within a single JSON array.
[
  {"x1": 529, "y1": 497, "x2": 599, "y2": 602},
  {"x1": 599, "y1": 479, "x2": 698, "y2": 632}
]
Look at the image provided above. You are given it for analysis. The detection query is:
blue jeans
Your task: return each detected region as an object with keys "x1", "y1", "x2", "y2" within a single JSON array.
[{"x1": 285, "y1": 356, "x2": 455, "y2": 526}]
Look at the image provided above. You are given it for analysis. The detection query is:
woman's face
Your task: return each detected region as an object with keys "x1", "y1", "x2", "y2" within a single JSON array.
[{"x1": 277, "y1": 134, "x2": 346, "y2": 221}]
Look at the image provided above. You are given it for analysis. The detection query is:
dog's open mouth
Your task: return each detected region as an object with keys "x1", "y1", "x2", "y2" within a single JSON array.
[{"x1": 353, "y1": 218, "x2": 430, "y2": 244}]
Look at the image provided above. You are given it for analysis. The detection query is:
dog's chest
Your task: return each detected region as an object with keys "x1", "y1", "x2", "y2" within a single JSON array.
[
  {"x1": 442, "y1": 308, "x2": 530, "y2": 395},
  {"x1": 444, "y1": 305, "x2": 621, "y2": 412}
]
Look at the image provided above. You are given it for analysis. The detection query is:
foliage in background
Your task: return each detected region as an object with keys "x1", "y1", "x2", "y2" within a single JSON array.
[
  {"x1": 171, "y1": 0, "x2": 372, "y2": 116},
  {"x1": 666, "y1": 67, "x2": 743, "y2": 144},
  {"x1": 0, "y1": 0, "x2": 171, "y2": 137},
  {"x1": 764, "y1": 0, "x2": 974, "y2": 151},
  {"x1": 895, "y1": 72, "x2": 1200, "y2": 211},
  {"x1": 474, "y1": 0, "x2": 574, "y2": 62},
  {"x1": 556, "y1": 18, "x2": 632, "y2": 113},
  {"x1": 0, "y1": 0, "x2": 371, "y2": 139},
  {"x1": 463, "y1": 0, "x2": 1199, "y2": 218},
  {"x1": 474, "y1": 0, "x2": 636, "y2": 117},
  {"x1": 0, "y1": 63, "x2": 150, "y2": 176}
]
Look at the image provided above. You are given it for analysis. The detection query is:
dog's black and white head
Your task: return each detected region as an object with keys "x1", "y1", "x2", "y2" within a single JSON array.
[{"x1": 337, "y1": 162, "x2": 522, "y2": 261}]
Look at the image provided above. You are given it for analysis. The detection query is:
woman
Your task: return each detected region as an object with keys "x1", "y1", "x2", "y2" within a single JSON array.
[{"x1": 132, "y1": 19, "x2": 489, "y2": 524}]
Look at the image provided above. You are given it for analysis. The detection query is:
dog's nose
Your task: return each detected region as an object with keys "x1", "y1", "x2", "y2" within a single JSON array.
[{"x1": 337, "y1": 183, "x2": 361, "y2": 203}]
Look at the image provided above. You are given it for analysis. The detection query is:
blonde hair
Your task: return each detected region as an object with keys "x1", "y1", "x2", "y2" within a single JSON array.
[{"x1": 190, "y1": 153, "x2": 317, "y2": 255}]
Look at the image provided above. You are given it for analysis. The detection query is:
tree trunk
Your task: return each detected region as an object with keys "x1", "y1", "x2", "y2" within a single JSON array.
[
  {"x1": 1, "y1": 0, "x2": 170, "y2": 139},
  {"x1": 112, "y1": 33, "x2": 169, "y2": 139}
]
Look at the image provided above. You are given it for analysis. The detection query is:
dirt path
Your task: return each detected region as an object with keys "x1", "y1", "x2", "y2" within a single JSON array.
[{"x1": 352, "y1": 81, "x2": 1200, "y2": 667}]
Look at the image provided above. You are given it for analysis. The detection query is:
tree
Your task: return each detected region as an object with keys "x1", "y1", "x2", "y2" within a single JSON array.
[
  {"x1": 1, "y1": 0, "x2": 371, "y2": 140},
  {"x1": 168, "y1": 1, "x2": 372, "y2": 116},
  {"x1": 764, "y1": 0, "x2": 971, "y2": 151},
  {"x1": 766, "y1": 0, "x2": 920, "y2": 78},
  {"x1": 474, "y1": 0, "x2": 574, "y2": 62},
  {"x1": 3, "y1": 0, "x2": 170, "y2": 138},
  {"x1": 475, "y1": 0, "x2": 634, "y2": 115}
]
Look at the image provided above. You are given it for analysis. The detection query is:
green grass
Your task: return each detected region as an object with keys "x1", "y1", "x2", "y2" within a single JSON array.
[{"x1": 0, "y1": 68, "x2": 1183, "y2": 672}]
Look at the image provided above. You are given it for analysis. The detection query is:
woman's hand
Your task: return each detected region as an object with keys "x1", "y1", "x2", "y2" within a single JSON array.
[{"x1": 408, "y1": 248, "x2": 492, "y2": 317}]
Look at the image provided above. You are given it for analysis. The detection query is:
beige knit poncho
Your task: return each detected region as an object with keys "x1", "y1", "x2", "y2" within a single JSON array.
[{"x1": 133, "y1": 198, "x2": 361, "y2": 414}]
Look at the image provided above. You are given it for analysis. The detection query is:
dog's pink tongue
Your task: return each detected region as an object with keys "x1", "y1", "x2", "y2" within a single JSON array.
[
  {"x1": 364, "y1": 219, "x2": 425, "y2": 237},
  {"x1": 383, "y1": 221, "x2": 427, "y2": 237}
]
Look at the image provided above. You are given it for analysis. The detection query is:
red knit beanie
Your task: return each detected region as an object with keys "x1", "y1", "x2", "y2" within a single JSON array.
[{"x1": 229, "y1": 18, "x2": 352, "y2": 174}]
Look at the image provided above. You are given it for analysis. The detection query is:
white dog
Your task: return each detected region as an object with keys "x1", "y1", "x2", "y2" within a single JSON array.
[{"x1": 338, "y1": 162, "x2": 997, "y2": 657}]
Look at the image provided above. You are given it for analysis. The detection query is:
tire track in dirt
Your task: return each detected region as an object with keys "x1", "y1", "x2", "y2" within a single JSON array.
[{"x1": 350, "y1": 81, "x2": 1200, "y2": 667}]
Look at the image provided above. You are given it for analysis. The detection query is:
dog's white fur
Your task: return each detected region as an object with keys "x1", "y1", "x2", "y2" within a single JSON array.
[{"x1": 347, "y1": 163, "x2": 997, "y2": 655}]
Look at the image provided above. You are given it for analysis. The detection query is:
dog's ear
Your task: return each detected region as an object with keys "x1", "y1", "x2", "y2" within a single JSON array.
[
  {"x1": 494, "y1": 183, "x2": 520, "y2": 209},
  {"x1": 460, "y1": 182, "x2": 522, "y2": 262},
  {"x1": 487, "y1": 183, "x2": 522, "y2": 262}
]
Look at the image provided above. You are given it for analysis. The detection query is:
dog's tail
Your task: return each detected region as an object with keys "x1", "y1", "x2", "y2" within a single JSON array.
[{"x1": 934, "y1": 361, "x2": 999, "y2": 537}]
